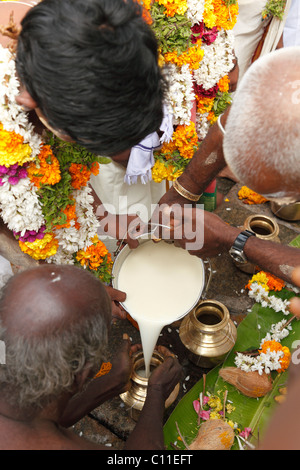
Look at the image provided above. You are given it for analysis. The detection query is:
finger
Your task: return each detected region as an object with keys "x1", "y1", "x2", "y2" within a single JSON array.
[
  {"x1": 106, "y1": 285, "x2": 126, "y2": 302},
  {"x1": 121, "y1": 333, "x2": 132, "y2": 353},
  {"x1": 289, "y1": 297, "x2": 300, "y2": 318},
  {"x1": 292, "y1": 266, "x2": 300, "y2": 287}
]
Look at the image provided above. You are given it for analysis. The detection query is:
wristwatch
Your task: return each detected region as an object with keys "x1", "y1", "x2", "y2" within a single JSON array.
[{"x1": 229, "y1": 230, "x2": 256, "y2": 264}]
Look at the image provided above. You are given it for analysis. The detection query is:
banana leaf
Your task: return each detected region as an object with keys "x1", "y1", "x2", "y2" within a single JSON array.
[{"x1": 163, "y1": 292, "x2": 300, "y2": 450}]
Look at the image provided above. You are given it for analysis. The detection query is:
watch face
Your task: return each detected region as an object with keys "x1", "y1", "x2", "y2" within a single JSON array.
[{"x1": 229, "y1": 248, "x2": 247, "y2": 264}]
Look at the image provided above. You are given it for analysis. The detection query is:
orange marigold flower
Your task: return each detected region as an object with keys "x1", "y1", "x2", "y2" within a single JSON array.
[
  {"x1": 264, "y1": 272, "x2": 286, "y2": 291},
  {"x1": 69, "y1": 163, "x2": 92, "y2": 189},
  {"x1": 196, "y1": 96, "x2": 215, "y2": 114},
  {"x1": 54, "y1": 202, "x2": 78, "y2": 230},
  {"x1": 76, "y1": 236, "x2": 112, "y2": 271},
  {"x1": 259, "y1": 340, "x2": 291, "y2": 373},
  {"x1": 218, "y1": 75, "x2": 230, "y2": 93},
  {"x1": 91, "y1": 161, "x2": 100, "y2": 176},
  {"x1": 27, "y1": 144, "x2": 61, "y2": 188}
]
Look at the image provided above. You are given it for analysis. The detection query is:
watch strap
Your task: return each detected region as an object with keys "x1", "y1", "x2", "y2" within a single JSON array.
[{"x1": 232, "y1": 230, "x2": 255, "y2": 252}]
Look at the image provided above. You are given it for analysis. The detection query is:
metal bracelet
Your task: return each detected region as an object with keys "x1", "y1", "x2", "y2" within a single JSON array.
[{"x1": 173, "y1": 179, "x2": 202, "y2": 202}]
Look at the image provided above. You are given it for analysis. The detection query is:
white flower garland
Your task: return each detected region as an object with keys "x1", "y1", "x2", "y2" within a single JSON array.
[
  {"x1": 186, "y1": 0, "x2": 206, "y2": 25},
  {"x1": 193, "y1": 29, "x2": 235, "y2": 91},
  {"x1": 164, "y1": 63, "x2": 195, "y2": 126},
  {"x1": 234, "y1": 282, "x2": 292, "y2": 375},
  {"x1": 0, "y1": 45, "x2": 100, "y2": 264},
  {"x1": 248, "y1": 282, "x2": 291, "y2": 315}
]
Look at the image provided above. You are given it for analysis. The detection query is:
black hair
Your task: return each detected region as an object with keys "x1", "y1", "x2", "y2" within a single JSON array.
[{"x1": 16, "y1": 0, "x2": 165, "y2": 156}]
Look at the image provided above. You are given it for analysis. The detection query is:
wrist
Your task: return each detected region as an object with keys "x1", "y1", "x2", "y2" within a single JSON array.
[{"x1": 220, "y1": 225, "x2": 241, "y2": 252}]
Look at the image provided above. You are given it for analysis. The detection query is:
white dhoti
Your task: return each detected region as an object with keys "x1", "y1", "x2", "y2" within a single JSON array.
[
  {"x1": 283, "y1": 0, "x2": 300, "y2": 46},
  {"x1": 233, "y1": 0, "x2": 292, "y2": 84}
]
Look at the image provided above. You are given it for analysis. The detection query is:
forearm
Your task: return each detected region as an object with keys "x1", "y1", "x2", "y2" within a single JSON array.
[
  {"x1": 177, "y1": 108, "x2": 229, "y2": 195},
  {"x1": 60, "y1": 374, "x2": 127, "y2": 428},
  {"x1": 125, "y1": 386, "x2": 166, "y2": 450},
  {"x1": 218, "y1": 225, "x2": 300, "y2": 284}
]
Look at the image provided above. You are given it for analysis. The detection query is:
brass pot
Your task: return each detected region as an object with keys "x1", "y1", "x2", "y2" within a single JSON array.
[
  {"x1": 120, "y1": 350, "x2": 180, "y2": 421},
  {"x1": 233, "y1": 214, "x2": 280, "y2": 274},
  {"x1": 179, "y1": 300, "x2": 237, "y2": 368},
  {"x1": 270, "y1": 201, "x2": 300, "y2": 221}
]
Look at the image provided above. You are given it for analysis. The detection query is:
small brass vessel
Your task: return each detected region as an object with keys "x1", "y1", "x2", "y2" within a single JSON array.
[
  {"x1": 120, "y1": 350, "x2": 180, "y2": 421},
  {"x1": 270, "y1": 201, "x2": 300, "y2": 221},
  {"x1": 234, "y1": 214, "x2": 280, "y2": 273},
  {"x1": 179, "y1": 300, "x2": 237, "y2": 368}
]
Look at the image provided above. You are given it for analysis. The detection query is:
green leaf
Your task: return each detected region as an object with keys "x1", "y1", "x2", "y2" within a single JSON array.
[
  {"x1": 290, "y1": 235, "x2": 300, "y2": 249},
  {"x1": 164, "y1": 296, "x2": 300, "y2": 450}
]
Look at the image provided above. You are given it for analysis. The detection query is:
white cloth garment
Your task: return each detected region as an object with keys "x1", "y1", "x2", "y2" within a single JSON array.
[
  {"x1": 90, "y1": 159, "x2": 167, "y2": 223},
  {"x1": 0, "y1": 255, "x2": 13, "y2": 290},
  {"x1": 124, "y1": 132, "x2": 161, "y2": 185},
  {"x1": 124, "y1": 105, "x2": 174, "y2": 185},
  {"x1": 283, "y1": 0, "x2": 300, "y2": 46},
  {"x1": 91, "y1": 106, "x2": 173, "y2": 222},
  {"x1": 233, "y1": 0, "x2": 292, "y2": 84}
]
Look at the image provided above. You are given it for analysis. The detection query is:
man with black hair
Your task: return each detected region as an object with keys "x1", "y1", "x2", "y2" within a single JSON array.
[
  {"x1": 16, "y1": 0, "x2": 165, "y2": 158},
  {"x1": 15, "y1": 0, "x2": 167, "y2": 248}
]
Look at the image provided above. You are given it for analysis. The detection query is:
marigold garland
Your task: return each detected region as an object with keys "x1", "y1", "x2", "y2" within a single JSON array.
[
  {"x1": 238, "y1": 186, "x2": 268, "y2": 205},
  {"x1": 27, "y1": 144, "x2": 61, "y2": 188},
  {"x1": 0, "y1": 43, "x2": 112, "y2": 283},
  {"x1": 138, "y1": 0, "x2": 238, "y2": 182}
]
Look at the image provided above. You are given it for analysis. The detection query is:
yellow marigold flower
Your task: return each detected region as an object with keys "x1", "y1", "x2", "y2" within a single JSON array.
[
  {"x1": 164, "y1": 41, "x2": 204, "y2": 71},
  {"x1": 76, "y1": 235, "x2": 112, "y2": 272},
  {"x1": 157, "y1": 0, "x2": 188, "y2": 17},
  {"x1": 152, "y1": 160, "x2": 183, "y2": 183},
  {"x1": 173, "y1": 122, "x2": 198, "y2": 159},
  {"x1": 19, "y1": 233, "x2": 59, "y2": 260},
  {"x1": 213, "y1": 0, "x2": 239, "y2": 30},
  {"x1": 0, "y1": 123, "x2": 33, "y2": 167},
  {"x1": 203, "y1": 0, "x2": 217, "y2": 28},
  {"x1": 152, "y1": 160, "x2": 169, "y2": 183},
  {"x1": 238, "y1": 186, "x2": 268, "y2": 205},
  {"x1": 246, "y1": 271, "x2": 270, "y2": 291},
  {"x1": 27, "y1": 144, "x2": 61, "y2": 188}
]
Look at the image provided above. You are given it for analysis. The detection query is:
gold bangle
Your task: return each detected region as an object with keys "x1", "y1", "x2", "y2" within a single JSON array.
[{"x1": 173, "y1": 179, "x2": 202, "y2": 202}]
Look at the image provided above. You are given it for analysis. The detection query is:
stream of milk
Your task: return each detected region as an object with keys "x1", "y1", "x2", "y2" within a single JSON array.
[{"x1": 117, "y1": 242, "x2": 204, "y2": 377}]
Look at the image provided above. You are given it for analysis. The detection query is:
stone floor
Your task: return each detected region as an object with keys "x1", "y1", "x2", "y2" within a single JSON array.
[{"x1": 71, "y1": 178, "x2": 300, "y2": 449}]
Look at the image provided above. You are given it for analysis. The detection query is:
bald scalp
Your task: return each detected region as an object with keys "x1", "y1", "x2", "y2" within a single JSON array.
[
  {"x1": 223, "y1": 47, "x2": 300, "y2": 193},
  {"x1": 0, "y1": 264, "x2": 111, "y2": 338}
]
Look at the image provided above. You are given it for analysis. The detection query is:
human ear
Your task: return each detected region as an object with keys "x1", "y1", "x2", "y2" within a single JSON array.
[{"x1": 16, "y1": 88, "x2": 38, "y2": 110}]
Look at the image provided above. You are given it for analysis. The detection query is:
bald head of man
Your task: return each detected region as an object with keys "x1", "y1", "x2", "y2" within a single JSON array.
[
  {"x1": 223, "y1": 46, "x2": 300, "y2": 204},
  {"x1": 0, "y1": 264, "x2": 111, "y2": 413}
]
